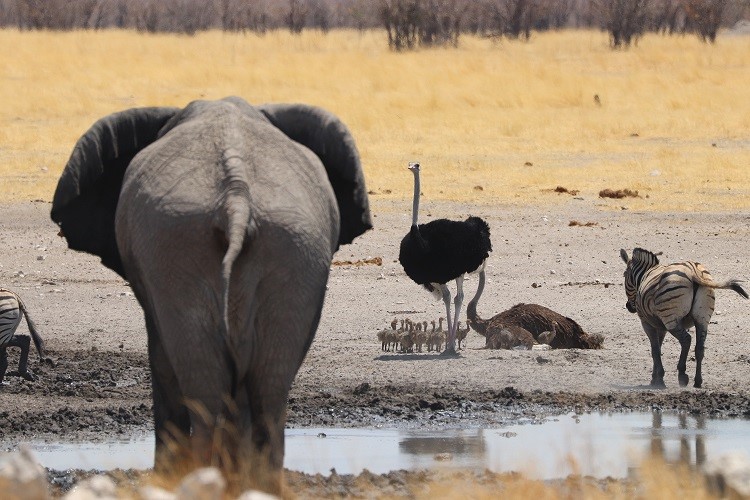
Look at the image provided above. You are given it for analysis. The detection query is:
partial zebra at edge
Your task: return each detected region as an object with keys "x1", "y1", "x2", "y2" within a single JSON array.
[
  {"x1": 0, "y1": 287, "x2": 47, "y2": 383},
  {"x1": 620, "y1": 247, "x2": 748, "y2": 389}
]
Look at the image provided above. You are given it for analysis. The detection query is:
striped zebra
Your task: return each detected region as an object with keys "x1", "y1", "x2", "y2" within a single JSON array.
[
  {"x1": 0, "y1": 287, "x2": 46, "y2": 383},
  {"x1": 620, "y1": 248, "x2": 748, "y2": 388}
]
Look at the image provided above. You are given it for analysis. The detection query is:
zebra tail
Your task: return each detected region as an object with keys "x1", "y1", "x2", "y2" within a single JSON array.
[
  {"x1": 18, "y1": 299, "x2": 45, "y2": 360},
  {"x1": 693, "y1": 275, "x2": 749, "y2": 299},
  {"x1": 728, "y1": 281, "x2": 749, "y2": 299}
]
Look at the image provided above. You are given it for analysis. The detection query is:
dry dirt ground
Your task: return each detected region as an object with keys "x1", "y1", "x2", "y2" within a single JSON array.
[{"x1": 1, "y1": 198, "x2": 750, "y2": 495}]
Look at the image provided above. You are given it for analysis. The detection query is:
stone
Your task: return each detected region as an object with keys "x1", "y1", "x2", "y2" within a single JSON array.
[
  {"x1": 0, "y1": 447, "x2": 50, "y2": 500},
  {"x1": 138, "y1": 485, "x2": 176, "y2": 500},
  {"x1": 703, "y1": 451, "x2": 750, "y2": 498},
  {"x1": 176, "y1": 467, "x2": 226, "y2": 500},
  {"x1": 63, "y1": 475, "x2": 118, "y2": 500},
  {"x1": 236, "y1": 490, "x2": 281, "y2": 500}
]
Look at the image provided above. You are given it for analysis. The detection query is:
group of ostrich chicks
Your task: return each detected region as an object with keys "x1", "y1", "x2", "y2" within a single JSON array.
[
  {"x1": 376, "y1": 316, "x2": 559, "y2": 354},
  {"x1": 377, "y1": 317, "x2": 471, "y2": 354}
]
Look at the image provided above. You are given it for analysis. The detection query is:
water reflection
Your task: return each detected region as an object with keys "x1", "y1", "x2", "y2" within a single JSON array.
[
  {"x1": 3, "y1": 411, "x2": 748, "y2": 478},
  {"x1": 399, "y1": 432, "x2": 486, "y2": 456},
  {"x1": 649, "y1": 411, "x2": 707, "y2": 469}
]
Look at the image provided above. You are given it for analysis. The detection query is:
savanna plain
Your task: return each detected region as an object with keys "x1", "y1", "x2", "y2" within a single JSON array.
[{"x1": 1, "y1": 28, "x2": 750, "y2": 498}]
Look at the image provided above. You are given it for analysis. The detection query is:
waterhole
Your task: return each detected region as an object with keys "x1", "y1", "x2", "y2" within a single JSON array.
[{"x1": 5, "y1": 412, "x2": 749, "y2": 479}]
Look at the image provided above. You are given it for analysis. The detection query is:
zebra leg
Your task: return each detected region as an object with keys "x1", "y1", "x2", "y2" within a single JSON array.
[
  {"x1": 0, "y1": 348, "x2": 8, "y2": 384},
  {"x1": 691, "y1": 289, "x2": 714, "y2": 389},
  {"x1": 642, "y1": 321, "x2": 666, "y2": 388},
  {"x1": 668, "y1": 327, "x2": 692, "y2": 387},
  {"x1": 694, "y1": 323, "x2": 708, "y2": 388},
  {"x1": 4, "y1": 335, "x2": 35, "y2": 381},
  {"x1": 15, "y1": 335, "x2": 32, "y2": 379}
]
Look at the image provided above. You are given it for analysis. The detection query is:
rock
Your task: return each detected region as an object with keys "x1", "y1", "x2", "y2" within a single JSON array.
[
  {"x1": 236, "y1": 490, "x2": 280, "y2": 500},
  {"x1": 138, "y1": 485, "x2": 176, "y2": 500},
  {"x1": 63, "y1": 475, "x2": 118, "y2": 500},
  {"x1": 176, "y1": 467, "x2": 226, "y2": 500},
  {"x1": 703, "y1": 451, "x2": 750, "y2": 498},
  {"x1": 531, "y1": 344, "x2": 551, "y2": 351},
  {"x1": 0, "y1": 447, "x2": 50, "y2": 500}
]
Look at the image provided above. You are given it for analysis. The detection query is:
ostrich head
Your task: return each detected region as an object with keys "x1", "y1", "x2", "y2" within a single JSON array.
[{"x1": 408, "y1": 161, "x2": 420, "y2": 173}]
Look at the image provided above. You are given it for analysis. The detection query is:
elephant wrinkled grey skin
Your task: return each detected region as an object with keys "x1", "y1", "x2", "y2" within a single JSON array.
[{"x1": 50, "y1": 96, "x2": 372, "y2": 490}]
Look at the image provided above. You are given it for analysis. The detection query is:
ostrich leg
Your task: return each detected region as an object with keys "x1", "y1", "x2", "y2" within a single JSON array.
[
  {"x1": 439, "y1": 284, "x2": 455, "y2": 354},
  {"x1": 445, "y1": 276, "x2": 464, "y2": 354}
]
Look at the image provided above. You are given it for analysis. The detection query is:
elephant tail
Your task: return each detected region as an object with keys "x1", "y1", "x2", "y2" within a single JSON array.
[{"x1": 218, "y1": 151, "x2": 258, "y2": 400}]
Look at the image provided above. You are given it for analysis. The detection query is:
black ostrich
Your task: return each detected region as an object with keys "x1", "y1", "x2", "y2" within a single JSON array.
[{"x1": 398, "y1": 162, "x2": 492, "y2": 354}]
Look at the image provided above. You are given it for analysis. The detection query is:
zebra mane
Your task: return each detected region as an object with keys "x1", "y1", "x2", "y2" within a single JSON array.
[{"x1": 632, "y1": 247, "x2": 660, "y2": 267}]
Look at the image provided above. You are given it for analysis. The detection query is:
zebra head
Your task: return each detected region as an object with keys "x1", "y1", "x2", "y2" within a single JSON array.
[{"x1": 620, "y1": 248, "x2": 660, "y2": 314}]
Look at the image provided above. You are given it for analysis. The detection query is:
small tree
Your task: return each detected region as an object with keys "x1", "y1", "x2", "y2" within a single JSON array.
[
  {"x1": 684, "y1": 0, "x2": 728, "y2": 43},
  {"x1": 595, "y1": 0, "x2": 652, "y2": 48},
  {"x1": 287, "y1": 0, "x2": 307, "y2": 33},
  {"x1": 418, "y1": 0, "x2": 463, "y2": 47},
  {"x1": 380, "y1": 0, "x2": 421, "y2": 50}
]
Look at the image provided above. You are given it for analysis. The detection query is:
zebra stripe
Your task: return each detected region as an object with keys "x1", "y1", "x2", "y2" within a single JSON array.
[
  {"x1": 625, "y1": 251, "x2": 721, "y2": 329},
  {"x1": 0, "y1": 288, "x2": 22, "y2": 347}
]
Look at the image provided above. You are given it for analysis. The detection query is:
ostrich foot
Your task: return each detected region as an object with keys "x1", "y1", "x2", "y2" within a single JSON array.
[{"x1": 439, "y1": 348, "x2": 460, "y2": 358}]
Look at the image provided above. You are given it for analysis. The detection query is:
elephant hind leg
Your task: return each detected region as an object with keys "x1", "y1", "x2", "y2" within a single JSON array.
[
  {"x1": 146, "y1": 315, "x2": 190, "y2": 472},
  {"x1": 236, "y1": 373, "x2": 289, "y2": 495}
]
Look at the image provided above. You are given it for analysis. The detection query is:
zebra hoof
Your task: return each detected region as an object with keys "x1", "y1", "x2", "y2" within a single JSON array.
[
  {"x1": 678, "y1": 373, "x2": 689, "y2": 387},
  {"x1": 694, "y1": 379, "x2": 703, "y2": 389}
]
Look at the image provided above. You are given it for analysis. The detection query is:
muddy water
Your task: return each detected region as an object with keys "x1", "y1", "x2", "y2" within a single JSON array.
[{"x1": 7, "y1": 411, "x2": 750, "y2": 478}]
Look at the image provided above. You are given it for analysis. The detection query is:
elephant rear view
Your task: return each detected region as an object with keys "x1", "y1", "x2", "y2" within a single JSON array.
[{"x1": 51, "y1": 97, "x2": 372, "y2": 492}]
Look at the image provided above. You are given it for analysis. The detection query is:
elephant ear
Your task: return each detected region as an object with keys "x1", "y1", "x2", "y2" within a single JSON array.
[
  {"x1": 258, "y1": 103, "x2": 373, "y2": 247},
  {"x1": 50, "y1": 107, "x2": 179, "y2": 278}
]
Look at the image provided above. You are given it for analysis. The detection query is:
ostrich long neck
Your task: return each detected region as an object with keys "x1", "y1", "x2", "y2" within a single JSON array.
[
  {"x1": 410, "y1": 168, "x2": 429, "y2": 250},
  {"x1": 466, "y1": 269, "x2": 489, "y2": 336},
  {"x1": 411, "y1": 168, "x2": 421, "y2": 226}
]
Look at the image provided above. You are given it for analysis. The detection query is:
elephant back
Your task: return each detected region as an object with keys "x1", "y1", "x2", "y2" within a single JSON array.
[{"x1": 258, "y1": 103, "x2": 372, "y2": 248}]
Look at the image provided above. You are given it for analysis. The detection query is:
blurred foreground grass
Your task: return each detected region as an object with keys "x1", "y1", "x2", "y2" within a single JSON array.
[{"x1": 1, "y1": 29, "x2": 749, "y2": 211}]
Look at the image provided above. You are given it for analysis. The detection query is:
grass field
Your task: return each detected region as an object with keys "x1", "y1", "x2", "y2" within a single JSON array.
[{"x1": 1, "y1": 28, "x2": 749, "y2": 210}]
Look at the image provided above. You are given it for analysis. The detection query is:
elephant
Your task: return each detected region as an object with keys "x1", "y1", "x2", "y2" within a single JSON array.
[{"x1": 50, "y1": 96, "x2": 372, "y2": 491}]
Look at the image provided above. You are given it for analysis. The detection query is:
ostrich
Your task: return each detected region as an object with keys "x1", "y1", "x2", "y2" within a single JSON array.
[
  {"x1": 399, "y1": 162, "x2": 492, "y2": 355},
  {"x1": 466, "y1": 269, "x2": 604, "y2": 349}
]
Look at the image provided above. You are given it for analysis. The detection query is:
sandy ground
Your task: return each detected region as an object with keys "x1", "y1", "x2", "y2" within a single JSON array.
[{"x1": 1, "y1": 198, "x2": 750, "y2": 494}]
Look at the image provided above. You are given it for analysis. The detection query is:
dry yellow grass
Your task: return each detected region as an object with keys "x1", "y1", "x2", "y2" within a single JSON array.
[{"x1": 1, "y1": 29, "x2": 749, "y2": 210}]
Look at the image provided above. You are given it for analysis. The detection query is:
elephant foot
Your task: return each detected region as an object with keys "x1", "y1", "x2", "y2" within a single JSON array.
[{"x1": 678, "y1": 372, "x2": 689, "y2": 387}]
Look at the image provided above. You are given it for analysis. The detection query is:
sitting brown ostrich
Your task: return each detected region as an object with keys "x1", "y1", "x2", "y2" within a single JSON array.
[
  {"x1": 486, "y1": 322, "x2": 558, "y2": 350},
  {"x1": 466, "y1": 270, "x2": 603, "y2": 349}
]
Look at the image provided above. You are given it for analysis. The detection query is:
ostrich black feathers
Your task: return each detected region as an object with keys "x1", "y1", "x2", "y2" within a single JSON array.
[{"x1": 399, "y1": 215, "x2": 492, "y2": 290}]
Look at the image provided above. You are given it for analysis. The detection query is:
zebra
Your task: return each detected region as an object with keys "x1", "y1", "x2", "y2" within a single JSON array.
[
  {"x1": 0, "y1": 287, "x2": 46, "y2": 383},
  {"x1": 620, "y1": 248, "x2": 748, "y2": 388}
]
